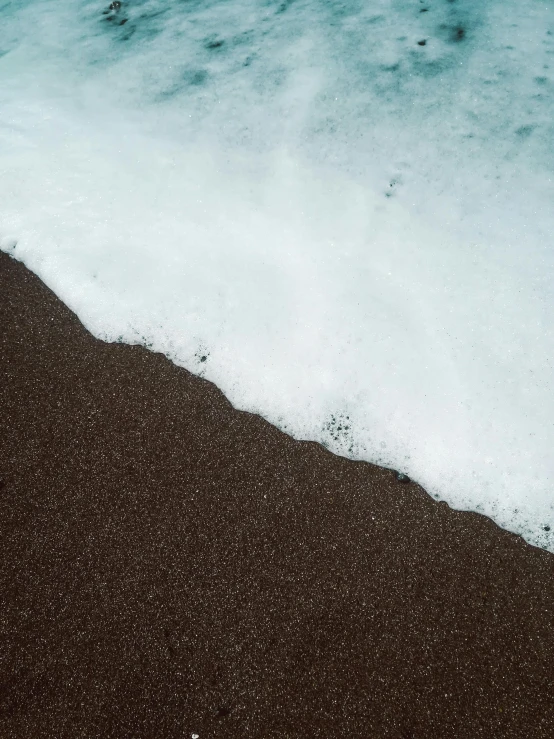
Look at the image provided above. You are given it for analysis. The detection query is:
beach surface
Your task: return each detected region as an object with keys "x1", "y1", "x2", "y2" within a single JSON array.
[{"x1": 1, "y1": 249, "x2": 553, "y2": 738}]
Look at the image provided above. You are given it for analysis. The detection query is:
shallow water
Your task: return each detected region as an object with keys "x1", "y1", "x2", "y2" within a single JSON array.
[{"x1": 1, "y1": 0, "x2": 553, "y2": 549}]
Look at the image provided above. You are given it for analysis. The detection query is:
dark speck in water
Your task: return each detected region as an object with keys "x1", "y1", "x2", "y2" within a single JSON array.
[
  {"x1": 515, "y1": 125, "x2": 534, "y2": 138},
  {"x1": 452, "y1": 26, "x2": 465, "y2": 42}
]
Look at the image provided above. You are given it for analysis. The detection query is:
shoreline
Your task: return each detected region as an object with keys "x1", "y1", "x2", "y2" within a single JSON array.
[{"x1": 1, "y1": 250, "x2": 553, "y2": 737}]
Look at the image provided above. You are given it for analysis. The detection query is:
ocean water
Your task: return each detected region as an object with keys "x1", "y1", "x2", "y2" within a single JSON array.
[{"x1": 1, "y1": 0, "x2": 553, "y2": 549}]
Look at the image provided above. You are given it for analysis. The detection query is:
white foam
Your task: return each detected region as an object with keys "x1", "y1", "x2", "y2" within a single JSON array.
[{"x1": 1, "y1": 0, "x2": 553, "y2": 549}]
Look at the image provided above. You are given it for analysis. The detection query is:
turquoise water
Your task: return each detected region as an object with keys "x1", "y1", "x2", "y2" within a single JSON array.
[{"x1": 1, "y1": 0, "x2": 553, "y2": 549}]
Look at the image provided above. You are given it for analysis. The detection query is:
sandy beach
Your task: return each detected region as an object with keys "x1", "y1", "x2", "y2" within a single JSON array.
[{"x1": 1, "y1": 249, "x2": 553, "y2": 737}]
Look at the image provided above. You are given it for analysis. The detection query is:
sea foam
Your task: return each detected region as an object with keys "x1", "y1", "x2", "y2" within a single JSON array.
[{"x1": 1, "y1": 0, "x2": 553, "y2": 549}]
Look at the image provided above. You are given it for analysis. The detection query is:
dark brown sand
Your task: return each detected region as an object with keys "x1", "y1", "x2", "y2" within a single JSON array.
[{"x1": 1, "y1": 250, "x2": 553, "y2": 739}]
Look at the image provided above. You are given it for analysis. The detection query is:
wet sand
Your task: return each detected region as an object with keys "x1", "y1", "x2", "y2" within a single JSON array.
[{"x1": 1, "y1": 250, "x2": 553, "y2": 738}]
